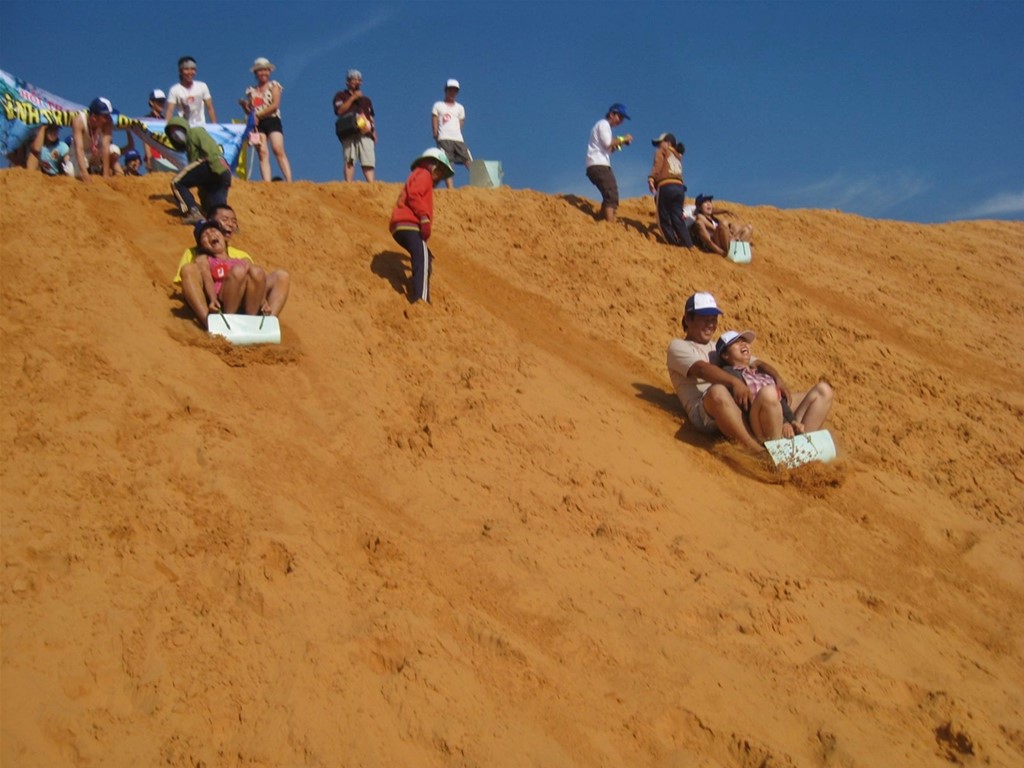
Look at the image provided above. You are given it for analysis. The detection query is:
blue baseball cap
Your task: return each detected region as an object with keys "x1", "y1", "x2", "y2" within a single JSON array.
[
  {"x1": 88, "y1": 97, "x2": 113, "y2": 116},
  {"x1": 123, "y1": 149, "x2": 141, "y2": 163},
  {"x1": 193, "y1": 219, "x2": 225, "y2": 244},
  {"x1": 608, "y1": 103, "x2": 630, "y2": 119}
]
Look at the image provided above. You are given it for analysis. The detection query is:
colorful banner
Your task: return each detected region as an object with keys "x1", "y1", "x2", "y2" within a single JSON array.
[
  {"x1": 0, "y1": 68, "x2": 85, "y2": 156},
  {"x1": 1, "y1": 68, "x2": 250, "y2": 172}
]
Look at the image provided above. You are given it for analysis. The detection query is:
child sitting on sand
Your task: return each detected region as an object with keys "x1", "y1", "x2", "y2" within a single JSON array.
[
  {"x1": 690, "y1": 194, "x2": 754, "y2": 257},
  {"x1": 188, "y1": 220, "x2": 265, "y2": 323},
  {"x1": 716, "y1": 329, "x2": 804, "y2": 442}
]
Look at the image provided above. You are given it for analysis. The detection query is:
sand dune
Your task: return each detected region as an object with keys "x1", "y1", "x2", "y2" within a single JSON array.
[{"x1": 2, "y1": 170, "x2": 1022, "y2": 767}]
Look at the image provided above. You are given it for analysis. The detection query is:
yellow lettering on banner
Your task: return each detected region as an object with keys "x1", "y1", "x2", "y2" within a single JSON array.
[
  {"x1": 15, "y1": 101, "x2": 41, "y2": 124},
  {"x1": 1, "y1": 95, "x2": 75, "y2": 126},
  {"x1": 152, "y1": 132, "x2": 175, "y2": 150},
  {"x1": 38, "y1": 109, "x2": 77, "y2": 127}
]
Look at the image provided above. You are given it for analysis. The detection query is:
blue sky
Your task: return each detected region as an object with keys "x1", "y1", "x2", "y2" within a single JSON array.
[{"x1": 3, "y1": 0, "x2": 1022, "y2": 223}]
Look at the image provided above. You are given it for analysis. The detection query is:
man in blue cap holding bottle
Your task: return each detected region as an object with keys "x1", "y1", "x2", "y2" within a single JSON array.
[{"x1": 585, "y1": 102, "x2": 632, "y2": 223}]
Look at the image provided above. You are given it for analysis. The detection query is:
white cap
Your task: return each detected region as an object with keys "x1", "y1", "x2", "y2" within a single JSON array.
[
  {"x1": 716, "y1": 330, "x2": 756, "y2": 356},
  {"x1": 446, "y1": 79, "x2": 460, "y2": 90},
  {"x1": 149, "y1": 88, "x2": 166, "y2": 101},
  {"x1": 684, "y1": 291, "x2": 724, "y2": 316}
]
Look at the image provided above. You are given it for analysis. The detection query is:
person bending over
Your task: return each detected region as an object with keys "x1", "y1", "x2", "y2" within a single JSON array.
[
  {"x1": 389, "y1": 148, "x2": 454, "y2": 304},
  {"x1": 165, "y1": 116, "x2": 231, "y2": 223}
]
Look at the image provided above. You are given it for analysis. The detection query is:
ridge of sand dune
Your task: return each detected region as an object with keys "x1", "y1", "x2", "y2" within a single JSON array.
[{"x1": 2, "y1": 170, "x2": 1022, "y2": 767}]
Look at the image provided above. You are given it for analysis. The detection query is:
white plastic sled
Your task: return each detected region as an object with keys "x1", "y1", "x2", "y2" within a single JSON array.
[
  {"x1": 764, "y1": 429, "x2": 836, "y2": 469},
  {"x1": 727, "y1": 240, "x2": 752, "y2": 264},
  {"x1": 207, "y1": 313, "x2": 281, "y2": 345}
]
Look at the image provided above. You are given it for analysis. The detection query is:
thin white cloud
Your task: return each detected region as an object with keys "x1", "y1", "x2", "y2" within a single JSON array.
[
  {"x1": 549, "y1": 154, "x2": 652, "y2": 201},
  {"x1": 960, "y1": 191, "x2": 1024, "y2": 218},
  {"x1": 280, "y1": 9, "x2": 396, "y2": 81},
  {"x1": 784, "y1": 171, "x2": 930, "y2": 216}
]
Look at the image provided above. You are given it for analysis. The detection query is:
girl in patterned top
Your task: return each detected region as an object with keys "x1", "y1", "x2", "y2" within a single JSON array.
[
  {"x1": 240, "y1": 57, "x2": 293, "y2": 182},
  {"x1": 717, "y1": 330, "x2": 804, "y2": 441}
]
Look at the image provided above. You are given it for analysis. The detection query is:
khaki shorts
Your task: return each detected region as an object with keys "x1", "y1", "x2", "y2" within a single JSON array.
[
  {"x1": 686, "y1": 395, "x2": 721, "y2": 435},
  {"x1": 343, "y1": 135, "x2": 375, "y2": 168}
]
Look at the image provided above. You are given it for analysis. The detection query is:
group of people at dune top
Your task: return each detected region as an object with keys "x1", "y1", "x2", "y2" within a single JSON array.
[
  {"x1": 19, "y1": 61, "x2": 833, "y2": 460},
  {"x1": 585, "y1": 103, "x2": 753, "y2": 254}
]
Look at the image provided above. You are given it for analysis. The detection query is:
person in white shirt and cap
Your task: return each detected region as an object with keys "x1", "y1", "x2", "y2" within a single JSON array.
[
  {"x1": 431, "y1": 78, "x2": 472, "y2": 189},
  {"x1": 585, "y1": 103, "x2": 633, "y2": 223}
]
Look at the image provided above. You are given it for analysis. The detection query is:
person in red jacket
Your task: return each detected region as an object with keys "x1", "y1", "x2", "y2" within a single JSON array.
[{"x1": 389, "y1": 148, "x2": 454, "y2": 304}]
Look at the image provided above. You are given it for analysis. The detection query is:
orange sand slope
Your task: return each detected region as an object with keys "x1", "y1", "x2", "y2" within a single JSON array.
[{"x1": 2, "y1": 170, "x2": 1023, "y2": 767}]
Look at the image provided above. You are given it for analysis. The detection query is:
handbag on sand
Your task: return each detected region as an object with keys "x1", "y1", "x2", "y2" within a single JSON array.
[{"x1": 727, "y1": 240, "x2": 752, "y2": 264}]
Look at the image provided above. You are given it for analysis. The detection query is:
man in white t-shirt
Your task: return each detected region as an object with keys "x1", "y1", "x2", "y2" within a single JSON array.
[
  {"x1": 432, "y1": 78, "x2": 471, "y2": 189},
  {"x1": 585, "y1": 103, "x2": 632, "y2": 223},
  {"x1": 165, "y1": 56, "x2": 217, "y2": 126}
]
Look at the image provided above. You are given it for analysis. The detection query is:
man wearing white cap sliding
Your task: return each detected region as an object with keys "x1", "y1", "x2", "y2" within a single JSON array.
[
  {"x1": 666, "y1": 292, "x2": 833, "y2": 454},
  {"x1": 432, "y1": 78, "x2": 471, "y2": 189}
]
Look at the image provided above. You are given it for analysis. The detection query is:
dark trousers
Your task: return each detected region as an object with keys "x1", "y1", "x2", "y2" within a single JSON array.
[
  {"x1": 655, "y1": 183, "x2": 692, "y2": 247},
  {"x1": 392, "y1": 229, "x2": 433, "y2": 303},
  {"x1": 171, "y1": 160, "x2": 232, "y2": 214}
]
